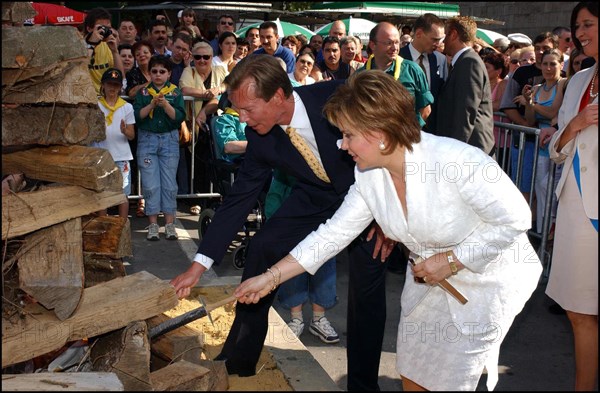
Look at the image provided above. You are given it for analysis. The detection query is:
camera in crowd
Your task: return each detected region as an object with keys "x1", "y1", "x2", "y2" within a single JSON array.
[{"x1": 98, "y1": 25, "x2": 113, "y2": 39}]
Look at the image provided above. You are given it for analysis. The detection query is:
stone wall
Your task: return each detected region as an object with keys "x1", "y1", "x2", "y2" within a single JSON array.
[{"x1": 457, "y1": 1, "x2": 578, "y2": 39}]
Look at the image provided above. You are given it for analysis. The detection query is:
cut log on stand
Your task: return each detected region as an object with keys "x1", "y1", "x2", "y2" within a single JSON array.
[
  {"x1": 18, "y1": 218, "x2": 84, "y2": 321},
  {"x1": 2, "y1": 271, "x2": 178, "y2": 368},
  {"x1": 2, "y1": 184, "x2": 125, "y2": 240},
  {"x1": 91, "y1": 321, "x2": 152, "y2": 391},
  {"x1": 2, "y1": 145, "x2": 122, "y2": 192},
  {"x1": 149, "y1": 360, "x2": 211, "y2": 391},
  {"x1": 147, "y1": 314, "x2": 204, "y2": 364},
  {"x1": 82, "y1": 216, "x2": 131, "y2": 258},
  {"x1": 1, "y1": 372, "x2": 124, "y2": 391},
  {"x1": 2, "y1": 105, "x2": 105, "y2": 147}
]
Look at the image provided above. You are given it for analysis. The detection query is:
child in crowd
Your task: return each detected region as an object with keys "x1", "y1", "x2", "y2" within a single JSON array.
[
  {"x1": 93, "y1": 68, "x2": 136, "y2": 218},
  {"x1": 133, "y1": 55, "x2": 186, "y2": 240}
]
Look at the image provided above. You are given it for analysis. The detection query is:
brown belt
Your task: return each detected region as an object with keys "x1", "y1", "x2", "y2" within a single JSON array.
[{"x1": 409, "y1": 256, "x2": 469, "y2": 305}]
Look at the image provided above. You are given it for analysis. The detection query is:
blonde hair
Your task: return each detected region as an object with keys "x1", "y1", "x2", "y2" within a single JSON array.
[
  {"x1": 192, "y1": 41, "x2": 213, "y2": 56},
  {"x1": 323, "y1": 70, "x2": 421, "y2": 154}
]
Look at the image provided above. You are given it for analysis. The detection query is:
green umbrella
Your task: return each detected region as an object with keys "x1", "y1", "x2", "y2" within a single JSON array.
[
  {"x1": 476, "y1": 28, "x2": 507, "y2": 45},
  {"x1": 314, "y1": 17, "x2": 377, "y2": 46},
  {"x1": 236, "y1": 18, "x2": 314, "y2": 40}
]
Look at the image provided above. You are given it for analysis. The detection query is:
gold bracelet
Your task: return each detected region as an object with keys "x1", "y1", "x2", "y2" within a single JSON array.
[
  {"x1": 266, "y1": 268, "x2": 278, "y2": 292},
  {"x1": 272, "y1": 265, "x2": 282, "y2": 285}
]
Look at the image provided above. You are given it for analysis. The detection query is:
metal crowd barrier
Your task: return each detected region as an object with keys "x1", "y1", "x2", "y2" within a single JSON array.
[
  {"x1": 493, "y1": 112, "x2": 556, "y2": 278},
  {"x1": 121, "y1": 95, "x2": 222, "y2": 202}
]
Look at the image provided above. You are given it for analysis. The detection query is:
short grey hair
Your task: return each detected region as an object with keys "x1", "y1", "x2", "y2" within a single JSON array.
[{"x1": 192, "y1": 41, "x2": 213, "y2": 56}]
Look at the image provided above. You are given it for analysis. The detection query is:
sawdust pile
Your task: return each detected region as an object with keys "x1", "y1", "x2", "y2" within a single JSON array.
[{"x1": 163, "y1": 286, "x2": 293, "y2": 391}]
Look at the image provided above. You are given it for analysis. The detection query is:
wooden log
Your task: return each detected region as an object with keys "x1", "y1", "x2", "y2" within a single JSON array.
[
  {"x1": 82, "y1": 216, "x2": 132, "y2": 258},
  {"x1": 18, "y1": 218, "x2": 84, "y2": 321},
  {"x1": 3, "y1": 62, "x2": 98, "y2": 106},
  {"x1": 2, "y1": 184, "x2": 126, "y2": 240},
  {"x1": 83, "y1": 254, "x2": 126, "y2": 288},
  {"x1": 2, "y1": 25, "x2": 88, "y2": 85},
  {"x1": 2, "y1": 105, "x2": 105, "y2": 147},
  {"x1": 194, "y1": 359, "x2": 229, "y2": 391},
  {"x1": 91, "y1": 321, "x2": 152, "y2": 391},
  {"x1": 2, "y1": 271, "x2": 178, "y2": 368},
  {"x1": 149, "y1": 360, "x2": 211, "y2": 391},
  {"x1": 2, "y1": 145, "x2": 122, "y2": 192},
  {"x1": 1, "y1": 2, "x2": 36, "y2": 25},
  {"x1": 147, "y1": 314, "x2": 204, "y2": 363},
  {"x1": 1, "y1": 372, "x2": 124, "y2": 391}
]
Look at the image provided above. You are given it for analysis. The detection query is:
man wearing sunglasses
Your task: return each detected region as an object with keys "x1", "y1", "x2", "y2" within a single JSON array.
[{"x1": 210, "y1": 14, "x2": 236, "y2": 56}]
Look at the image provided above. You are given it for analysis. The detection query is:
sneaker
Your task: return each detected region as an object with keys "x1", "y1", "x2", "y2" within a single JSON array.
[
  {"x1": 146, "y1": 223, "x2": 160, "y2": 241},
  {"x1": 309, "y1": 317, "x2": 340, "y2": 344},
  {"x1": 165, "y1": 223, "x2": 178, "y2": 240},
  {"x1": 287, "y1": 318, "x2": 305, "y2": 338}
]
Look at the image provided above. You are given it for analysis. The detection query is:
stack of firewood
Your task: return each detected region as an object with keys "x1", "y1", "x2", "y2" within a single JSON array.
[{"x1": 1, "y1": 3, "x2": 228, "y2": 391}]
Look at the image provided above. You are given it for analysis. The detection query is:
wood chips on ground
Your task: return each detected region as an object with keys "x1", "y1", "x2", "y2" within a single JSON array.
[{"x1": 162, "y1": 286, "x2": 293, "y2": 391}]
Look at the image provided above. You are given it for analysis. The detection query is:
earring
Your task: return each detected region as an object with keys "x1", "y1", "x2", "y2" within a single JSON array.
[{"x1": 379, "y1": 141, "x2": 386, "y2": 151}]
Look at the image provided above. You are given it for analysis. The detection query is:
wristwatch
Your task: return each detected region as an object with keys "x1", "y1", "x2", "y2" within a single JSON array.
[{"x1": 446, "y1": 251, "x2": 458, "y2": 275}]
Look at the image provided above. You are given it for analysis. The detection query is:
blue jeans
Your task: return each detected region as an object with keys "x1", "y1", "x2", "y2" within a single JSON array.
[
  {"x1": 277, "y1": 258, "x2": 337, "y2": 309},
  {"x1": 510, "y1": 141, "x2": 535, "y2": 193},
  {"x1": 137, "y1": 129, "x2": 179, "y2": 216}
]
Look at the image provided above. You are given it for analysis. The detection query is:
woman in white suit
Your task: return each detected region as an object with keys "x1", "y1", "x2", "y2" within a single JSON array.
[
  {"x1": 545, "y1": 2, "x2": 598, "y2": 390},
  {"x1": 234, "y1": 70, "x2": 542, "y2": 391}
]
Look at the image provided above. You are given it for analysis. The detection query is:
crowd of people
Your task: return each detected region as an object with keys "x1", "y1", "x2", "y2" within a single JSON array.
[{"x1": 64, "y1": 3, "x2": 597, "y2": 391}]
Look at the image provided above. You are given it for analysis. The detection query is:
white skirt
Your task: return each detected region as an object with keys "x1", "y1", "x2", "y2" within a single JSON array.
[{"x1": 396, "y1": 287, "x2": 511, "y2": 391}]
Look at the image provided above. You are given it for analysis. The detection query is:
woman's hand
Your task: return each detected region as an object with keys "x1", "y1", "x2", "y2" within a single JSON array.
[
  {"x1": 539, "y1": 126, "x2": 556, "y2": 148},
  {"x1": 411, "y1": 252, "x2": 461, "y2": 285},
  {"x1": 234, "y1": 273, "x2": 273, "y2": 304},
  {"x1": 513, "y1": 94, "x2": 529, "y2": 106}
]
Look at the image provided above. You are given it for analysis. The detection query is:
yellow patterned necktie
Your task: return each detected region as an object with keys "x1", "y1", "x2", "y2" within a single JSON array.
[
  {"x1": 285, "y1": 126, "x2": 331, "y2": 183},
  {"x1": 99, "y1": 96, "x2": 127, "y2": 126},
  {"x1": 147, "y1": 83, "x2": 177, "y2": 118}
]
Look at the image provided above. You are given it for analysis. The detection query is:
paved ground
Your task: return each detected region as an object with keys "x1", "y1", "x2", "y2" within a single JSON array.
[{"x1": 125, "y1": 201, "x2": 576, "y2": 391}]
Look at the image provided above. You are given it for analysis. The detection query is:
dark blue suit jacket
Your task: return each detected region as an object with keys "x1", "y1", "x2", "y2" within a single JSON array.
[
  {"x1": 400, "y1": 45, "x2": 444, "y2": 98},
  {"x1": 197, "y1": 80, "x2": 356, "y2": 264}
]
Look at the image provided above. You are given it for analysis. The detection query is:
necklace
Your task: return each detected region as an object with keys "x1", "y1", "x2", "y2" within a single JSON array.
[
  {"x1": 542, "y1": 80, "x2": 558, "y2": 92},
  {"x1": 590, "y1": 64, "x2": 599, "y2": 99}
]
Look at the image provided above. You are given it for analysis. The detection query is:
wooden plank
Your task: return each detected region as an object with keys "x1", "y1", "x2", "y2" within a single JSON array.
[
  {"x1": 2, "y1": 145, "x2": 122, "y2": 193},
  {"x1": 2, "y1": 25, "x2": 87, "y2": 82},
  {"x1": 83, "y1": 255, "x2": 126, "y2": 288},
  {"x1": 2, "y1": 105, "x2": 106, "y2": 147},
  {"x1": 194, "y1": 359, "x2": 229, "y2": 391},
  {"x1": 2, "y1": 271, "x2": 178, "y2": 368},
  {"x1": 82, "y1": 216, "x2": 132, "y2": 258},
  {"x1": 2, "y1": 184, "x2": 126, "y2": 240},
  {"x1": 18, "y1": 218, "x2": 84, "y2": 321},
  {"x1": 91, "y1": 321, "x2": 152, "y2": 391},
  {"x1": 1, "y1": 372, "x2": 124, "y2": 391},
  {"x1": 147, "y1": 314, "x2": 204, "y2": 363},
  {"x1": 2, "y1": 62, "x2": 98, "y2": 105},
  {"x1": 149, "y1": 360, "x2": 211, "y2": 391}
]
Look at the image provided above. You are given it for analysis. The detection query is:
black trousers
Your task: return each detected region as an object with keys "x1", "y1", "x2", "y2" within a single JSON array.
[{"x1": 218, "y1": 217, "x2": 387, "y2": 391}]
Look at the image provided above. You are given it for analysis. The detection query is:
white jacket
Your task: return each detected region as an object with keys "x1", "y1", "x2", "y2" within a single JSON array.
[{"x1": 292, "y1": 132, "x2": 541, "y2": 331}]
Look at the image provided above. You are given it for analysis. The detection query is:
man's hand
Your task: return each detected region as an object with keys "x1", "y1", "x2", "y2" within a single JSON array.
[
  {"x1": 366, "y1": 223, "x2": 396, "y2": 261},
  {"x1": 170, "y1": 263, "x2": 206, "y2": 299}
]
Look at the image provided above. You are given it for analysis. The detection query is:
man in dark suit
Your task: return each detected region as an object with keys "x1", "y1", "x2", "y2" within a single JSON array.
[
  {"x1": 171, "y1": 55, "x2": 392, "y2": 391},
  {"x1": 399, "y1": 12, "x2": 448, "y2": 100},
  {"x1": 428, "y1": 16, "x2": 495, "y2": 156}
]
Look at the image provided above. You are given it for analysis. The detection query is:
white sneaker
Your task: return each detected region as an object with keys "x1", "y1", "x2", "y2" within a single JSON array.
[
  {"x1": 309, "y1": 316, "x2": 339, "y2": 344},
  {"x1": 287, "y1": 318, "x2": 305, "y2": 338},
  {"x1": 165, "y1": 223, "x2": 178, "y2": 240},
  {"x1": 146, "y1": 223, "x2": 160, "y2": 241}
]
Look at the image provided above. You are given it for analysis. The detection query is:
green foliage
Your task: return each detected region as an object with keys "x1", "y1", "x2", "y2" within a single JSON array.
[{"x1": 284, "y1": 2, "x2": 313, "y2": 12}]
